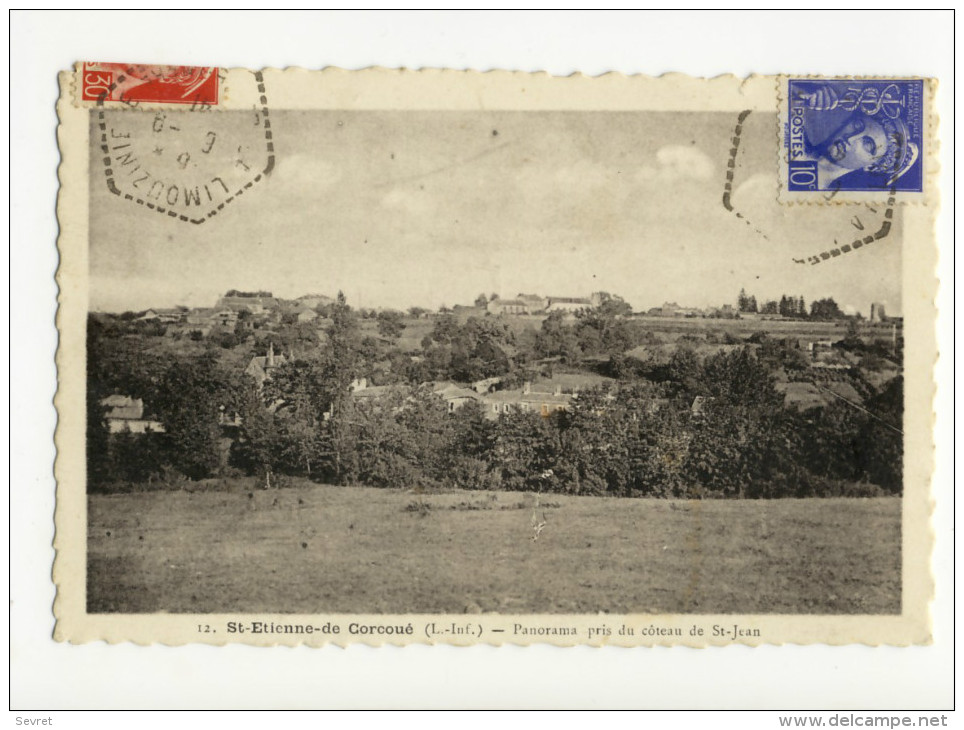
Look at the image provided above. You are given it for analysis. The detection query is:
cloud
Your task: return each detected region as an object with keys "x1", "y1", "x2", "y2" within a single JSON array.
[
  {"x1": 272, "y1": 154, "x2": 343, "y2": 190},
  {"x1": 730, "y1": 172, "x2": 770, "y2": 206},
  {"x1": 380, "y1": 187, "x2": 434, "y2": 216},
  {"x1": 635, "y1": 145, "x2": 714, "y2": 183}
]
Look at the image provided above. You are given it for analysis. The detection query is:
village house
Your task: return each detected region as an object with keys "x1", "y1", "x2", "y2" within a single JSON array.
[
  {"x1": 480, "y1": 382, "x2": 573, "y2": 419},
  {"x1": 294, "y1": 305, "x2": 319, "y2": 324},
  {"x1": 431, "y1": 382, "x2": 483, "y2": 412},
  {"x1": 184, "y1": 307, "x2": 239, "y2": 333},
  {"x1": 245, "y1": 343, "x2": 287, "y2": 388},
  {"x1": 100, "y1": 395, "x2": 165, "y2": 434},
  {"x1": 690, "y1": 395, "x2": 712, "y2": 419},
  {"x1": 211, "y1": 309, "x2": 238, "y2": 328},
  {"x1": 471, "y1": 376, "x2": 503, "y2": 394},
  {"x1": 348, "y1": 379, "x2": 482, "y2": 413},
  {"x1": 658, "y1": 301, "x2": 702, "y2": 318},
  {"x1": 138, "y1": 307, "x2": 188, "y2": 324}
]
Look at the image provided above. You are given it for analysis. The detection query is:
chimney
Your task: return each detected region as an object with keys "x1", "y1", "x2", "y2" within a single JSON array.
[{"x1": 267, "y1": 342, "x2": 275, "y2": 367}]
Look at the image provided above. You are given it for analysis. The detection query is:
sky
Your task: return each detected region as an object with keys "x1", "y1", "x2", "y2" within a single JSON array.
[{"x1": 89, "y1": 108, "x2": 902, "y2": 316}]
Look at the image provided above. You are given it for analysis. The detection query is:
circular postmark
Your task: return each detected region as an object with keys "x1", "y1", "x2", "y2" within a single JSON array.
[
  {"x1": 97, "y1": 71, "x2": 274, "y2": 224},
  {"x1": 722, "y1": 108, "x2": 897, "y2": 267}
]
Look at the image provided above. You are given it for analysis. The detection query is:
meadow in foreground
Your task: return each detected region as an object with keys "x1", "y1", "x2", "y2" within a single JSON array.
[{"x1": 87, "y1": 482, "x2": 901, "y2": 615}]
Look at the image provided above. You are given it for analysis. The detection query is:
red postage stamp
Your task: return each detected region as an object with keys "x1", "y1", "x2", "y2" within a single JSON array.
[{"x1": 80, "y1": 62, "x2": 219, "y2": 105}]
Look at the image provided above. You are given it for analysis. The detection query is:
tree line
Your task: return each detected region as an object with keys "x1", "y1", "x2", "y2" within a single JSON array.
[
  {"x1": 738, "y1": 288, "x2": 850, "y2": 320},
  {"x1": 87, "y1": 295, "x2": 902, "y2": 498}
]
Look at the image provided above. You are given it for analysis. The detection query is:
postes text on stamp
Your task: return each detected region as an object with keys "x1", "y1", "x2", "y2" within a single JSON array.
[{"x1": 784, "y1": 78, "x2": 925, "y2": 196}]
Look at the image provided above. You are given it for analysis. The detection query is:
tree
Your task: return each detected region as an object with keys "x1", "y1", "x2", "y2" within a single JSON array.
[
  {"x1": 856, "y1": 376, "x2": 903, "y2": 492},
  {"x1": 664, "y1": 346, "x2": 702, "y2": 396},
  {"x1": 810, "y1": 297, "x2": 845, "y2": 320},
  {"x1": 231, "y1": 378, "x2": 285, "y2": 483},
  {"x1": 474, "y1": 293, "x2": 489, "y2": 308},
  {"x1": 154, "y1": 352, "x2": 240, "y2": 479},
  {"x1": 701, "y1": 348, "x2": 781, "y2": 408},
  {"x1": 376, "y1": 309, "x2": 406, "y2": 341},
  {"x1": 430, "y1": 313, "x2": 459, "y2": 345},
  {"x1": 490, "y1": 409, "x2": 562, "y2": 493},
  {"x1": 261, "y1": 358, "x2": 329, "y2": 477},
  {"x1": 86, "y1": 378, "x2": 111, "y2": 489},
  {"x1": 778, "y1": 295, "x2": 791, "y2": 318},
  {"x1": 535, "y1": 310, "x2": 580, "y2": 363},
  {"x1": 594, "y1": 292, "x2": 633, "y2": 318},
  {"x1": 318, "y1": 291, "x2": 363, "y2": 481}
]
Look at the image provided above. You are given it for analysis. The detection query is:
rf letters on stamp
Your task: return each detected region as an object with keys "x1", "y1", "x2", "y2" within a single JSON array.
[{"x1": 54, "y1": 66, "x2": 937, "y2": 647}]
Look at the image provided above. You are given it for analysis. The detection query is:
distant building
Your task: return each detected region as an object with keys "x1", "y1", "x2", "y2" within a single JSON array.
[
  {"x1": 546, "y1": 296, "x2": 591, "y2": 313},
  {"x1": 807, "y1": 339, "x2": 839, "y2": 354},
  {"x1": 297, "y1": 294, "x2": 334, "y2": 309},
  {"x1": 155, "y1": 307, "x2": 187, "y2": 323},
  {"x1": 210, "y1": 309, "x2": 238, "y2": 328},
  {"x1": 185, "y1": 307, "x2": 236, "y2": 330},
  {"x1": 659, "y1": 301, "x2": 700, "y2": 317},
  {"x1": 217, "y1": 292, "x2": 278, "y2": 314},
  {"x1": 517, "y1": 293, "x2": 549, "y2": 313},
  {"x1": 870, "y1": 302, "x2": 888, "y2": 322},
  {"x1": 488, "y1": 298, "x2": 529, "y2": 316},
  {"x1": 100, "y1": 395, "x2": 165, "y2": 434},
  {"x1": 186, "y1": 307, "x2": 215, "y2": 326}
]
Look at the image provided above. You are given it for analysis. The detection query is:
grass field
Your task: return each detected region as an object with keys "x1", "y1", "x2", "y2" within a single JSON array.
[{"x1": 87, "y1": 483, "x2": 901, "y2": 615}]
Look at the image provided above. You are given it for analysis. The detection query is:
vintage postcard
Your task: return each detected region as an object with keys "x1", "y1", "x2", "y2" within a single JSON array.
[{"x1": 54, "y1": 65, "x2": 937, "y2": 647}]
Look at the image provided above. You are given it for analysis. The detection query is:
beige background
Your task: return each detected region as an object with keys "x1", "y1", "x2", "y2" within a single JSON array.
[{"x1": 13, "y1": 9, "x2": 955, "y2": 712}]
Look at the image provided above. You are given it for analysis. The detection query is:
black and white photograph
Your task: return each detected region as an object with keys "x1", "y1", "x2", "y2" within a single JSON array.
[
  {"x1": 11, "y1": 9, "x2": 952, "y2": 715},
  {"x1": 83, "y1": 104, "x2": 909, "y2": 620},
  {"x1": 42, "y1": 68, "x2": 933, "y2": 648}
]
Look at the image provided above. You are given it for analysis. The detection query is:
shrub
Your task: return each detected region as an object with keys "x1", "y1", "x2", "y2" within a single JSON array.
[{"x1": 445, "y1": 457, "x2": 502, "y2": 491}]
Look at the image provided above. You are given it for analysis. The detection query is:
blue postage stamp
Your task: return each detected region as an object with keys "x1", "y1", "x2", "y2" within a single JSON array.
[{"x1": 786, "y1": 78, "x2": 924, "y2": 193}]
